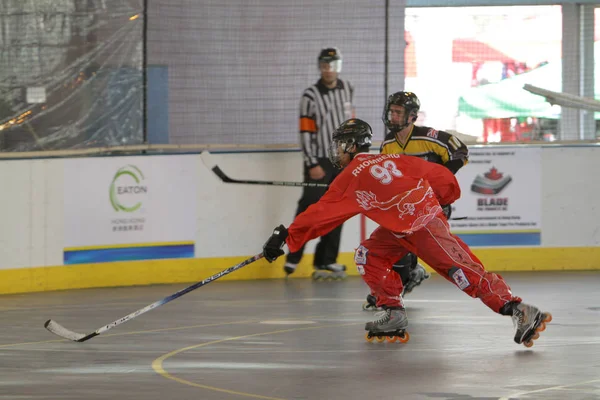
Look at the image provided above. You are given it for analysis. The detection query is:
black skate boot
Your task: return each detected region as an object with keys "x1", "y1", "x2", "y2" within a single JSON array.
[
  {"x1": 312, "y1": 263, "x2": 347, "y2": 281},
  {"x1": 503, "y1": 302, "x2": 552, "y2": 347},
  {"x1": 362, "y1": 294, "x2": 383, "y2": 311},
  {"x1": 283, "y1": 262, "x2": 297, "y2": 278},
  {"x1": 402, "y1": 263, "x2": 430, "y2": 296},
  {"x1": 364, "y1": 307, "x2": 410, "y2": 343}
]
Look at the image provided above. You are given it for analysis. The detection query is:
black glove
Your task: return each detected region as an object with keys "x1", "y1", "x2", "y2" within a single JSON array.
[
  {"x1": 442, "y1": 204, "x2": 452, "y2": 219},
  {"x1": 262, "y1": 224, "x2": 288, "y2": 262}
]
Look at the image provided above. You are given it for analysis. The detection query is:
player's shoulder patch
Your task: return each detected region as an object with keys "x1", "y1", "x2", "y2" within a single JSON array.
[
  {"x1": 426, "y1": 128, "x2": 438, "y2": 139},
  {"x1": 412, "y1": 126, "x2": 452, "y2": 144}
]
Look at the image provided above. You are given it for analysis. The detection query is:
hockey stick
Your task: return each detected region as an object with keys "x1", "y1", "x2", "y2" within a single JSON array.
[
  {"x1": 200, "y1": 152, "x2": 470, "y2": 219},
  {"x1": 200, "y1": 151, "x2": 329, "y2": 188},
  {"x1": 44, "y1": 253, "x2": 263, "y2": 342}
]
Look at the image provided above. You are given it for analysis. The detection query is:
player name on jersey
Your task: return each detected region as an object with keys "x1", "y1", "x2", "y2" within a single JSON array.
[{"x1": 352, "y1": 154, "x2": 401, "y2": 176}]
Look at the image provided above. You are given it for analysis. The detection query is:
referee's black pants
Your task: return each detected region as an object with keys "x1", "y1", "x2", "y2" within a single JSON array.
[{"x1": 286, "y1": 158, "x2": 343, "y2": 267}]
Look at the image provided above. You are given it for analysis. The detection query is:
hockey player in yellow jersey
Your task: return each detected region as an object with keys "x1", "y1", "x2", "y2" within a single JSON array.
[
  {"x1": 362, "y1": 91, "x2": 469, "y2": 311},
  {"x1": 380, "y1": 91, "x2": 468, "y2": 172}
]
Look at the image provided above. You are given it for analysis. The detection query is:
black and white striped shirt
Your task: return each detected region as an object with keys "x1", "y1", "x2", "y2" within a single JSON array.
[{"x1": 299, "y1": 78, "x2": 354, "y2": 168}]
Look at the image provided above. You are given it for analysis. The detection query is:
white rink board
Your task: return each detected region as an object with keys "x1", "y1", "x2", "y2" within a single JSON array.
[
  {"x1": 450, "y1": 147, "x2": 541, "y2": 232},
  {"x1": 64, "y1": 155, "x2": 198, "y2": 248},
  {"x1": 0, "y1": 145, "x2": 599, "y2": 270}
]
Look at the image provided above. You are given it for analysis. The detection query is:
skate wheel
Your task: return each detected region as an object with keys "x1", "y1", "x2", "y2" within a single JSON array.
[
  {"x1": 386, "y1": 336, "x2": 397, "y2": 343},
  {"x1": 543, "y1": 313, "x2": 553, "y2": 323},
  {"x1": 397, "y1": 332, "x2": 410, "y2": 343},
  {"x1": 537, "y1": 322, "x2": 546, "y2": 332},
  {"x1": 312, "y1": 272, "x2": 324, "y2": 281},
  {"x1": 375, "y1": 336, "x2": 386, "y2": 343},
  {"x1": 532, "y1": 331, "x2": 540, "y2": 340},
  {"x1": 523, "y1": 340, "x2": 534, "y2": 348},
  {"x1": 365, "y1": 332, "x2": 374, "y2": 343}
]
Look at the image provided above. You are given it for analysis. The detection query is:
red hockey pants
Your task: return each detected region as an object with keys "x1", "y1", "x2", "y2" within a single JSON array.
[{"x1": 354, "y1": 215, "x2": 519, "y2": 312}]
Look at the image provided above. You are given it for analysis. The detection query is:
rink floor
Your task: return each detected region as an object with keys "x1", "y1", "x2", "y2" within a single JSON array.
[{"x1": 1, "y1": 271, "x2": 599, "y2": 400}]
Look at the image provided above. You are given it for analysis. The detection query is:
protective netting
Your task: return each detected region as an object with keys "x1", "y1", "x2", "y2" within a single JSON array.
[
  {"x1": 148, "y1": 0, "x2": 595, "y2": 144},
  {"x1": 146, "y1": 3, "x2": 598, "y2": 145},
  {"x1": 0, "y1": 2, "x2": 598, "y2": 151},
  {"x1": 147, "y1": 0, "x2": 401, "y2": 145},
  {"x1": 0, "y1": 0, "x2": 143, "y2": 151}
]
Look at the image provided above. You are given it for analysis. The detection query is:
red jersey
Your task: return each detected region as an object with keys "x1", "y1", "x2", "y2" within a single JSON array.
[{"x1": 286, "y1": 153, "x2": 461, "y2": 253}]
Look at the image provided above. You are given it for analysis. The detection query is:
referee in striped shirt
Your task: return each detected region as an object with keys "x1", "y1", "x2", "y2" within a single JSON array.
[{"x1": 283, "y1": 47, "x2": 355, "y2": 280}]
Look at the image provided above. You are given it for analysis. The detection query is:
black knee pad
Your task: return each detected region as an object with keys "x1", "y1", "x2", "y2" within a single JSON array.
[
  {"x1": 393, "y1": 253, "x2": 417, "y2": 270},
  {"x1": 392, "y1": 253, "x2": 417, "y2": 286},
  {"x1": 396, "y1": 267, "x2": 411, "y2": 286}
]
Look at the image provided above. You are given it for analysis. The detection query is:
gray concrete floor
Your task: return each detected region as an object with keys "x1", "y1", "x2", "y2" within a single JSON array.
[{"x1": 0, "y1": 271, "x2": 599, "y2": 400}]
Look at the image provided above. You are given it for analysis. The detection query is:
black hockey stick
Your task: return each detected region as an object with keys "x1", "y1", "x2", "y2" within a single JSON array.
[
  {"x1": 200, "y1": 152, "x2": 469, "y2": 219},
  {"x1": 44, "y1": 253, "x2": 263, "y2": 342},
  {"x1": 200, "y1": 151, "x2": 329, "y2": 188}
]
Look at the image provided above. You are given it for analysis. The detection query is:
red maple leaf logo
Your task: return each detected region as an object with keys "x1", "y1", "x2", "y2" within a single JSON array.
[{"x1": 484, "y1": 167, "x2": 504, "y2": 180}]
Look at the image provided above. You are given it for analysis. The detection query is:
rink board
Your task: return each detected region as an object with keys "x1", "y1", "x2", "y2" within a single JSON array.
[{"x1": 0, "y1": 246, "x2": 598, "y2": 294}]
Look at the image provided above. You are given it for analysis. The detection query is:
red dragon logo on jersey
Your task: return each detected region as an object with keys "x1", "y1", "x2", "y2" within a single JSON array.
[{"x1": 355, "y1": 179, "x2": 441, "y2": 233}]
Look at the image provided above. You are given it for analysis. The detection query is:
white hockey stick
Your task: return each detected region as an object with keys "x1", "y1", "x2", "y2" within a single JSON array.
[
  {"x1": 44, "y1": 253, "x2": 263, "y2": 342},
  {"x1": 200, "y1": 151, "x2": 329, "y2": 188}
]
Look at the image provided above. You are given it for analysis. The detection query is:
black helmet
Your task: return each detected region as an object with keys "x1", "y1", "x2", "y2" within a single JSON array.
[
  {"x1": 318, "y1": 47, "x2": 342, "y2": 73},
  {"x1": 382, "y1": 91, "x2": 420, "y2": 132},
  {"x1": 329, "y1": 119, "x2": 372, "y2": 168}
]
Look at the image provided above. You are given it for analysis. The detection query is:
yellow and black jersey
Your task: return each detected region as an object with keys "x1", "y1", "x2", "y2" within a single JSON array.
[{"x1": 380, "y1": 125, "x2": 469, "y2": 174}]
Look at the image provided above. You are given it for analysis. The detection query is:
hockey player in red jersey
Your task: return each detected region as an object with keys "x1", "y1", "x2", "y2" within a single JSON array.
[{"x1": 263, "y1": 118, "x2": 551, "y2": 346}]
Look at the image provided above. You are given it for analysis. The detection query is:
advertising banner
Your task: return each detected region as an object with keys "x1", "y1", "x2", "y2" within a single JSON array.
[
  {"x1": 449, "y1": 147, "x2": 541, "y2": 247},
  {"x1": 64, "y1": 155, "x2": 197, "y2": 264}
]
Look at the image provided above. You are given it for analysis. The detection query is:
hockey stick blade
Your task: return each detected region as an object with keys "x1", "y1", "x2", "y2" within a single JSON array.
[
  {"x1": 200, "y1": 150, "x2": 329, "y2": 188},
  {"x1": 212, "y1": 165, "x2": 236, "y2": 183},
  {"x1": 44, "y1": 319, "x2": 97, "y2": 342},
  {"x1": 200, "y1": 150, "x2": 236, "y2": 183},
  {"x1": 199, "y1": 150, "x2": 218, "y2": 172},
  {"x1": 44, "y1": 253, "x2": 263, "y2": 343}
]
